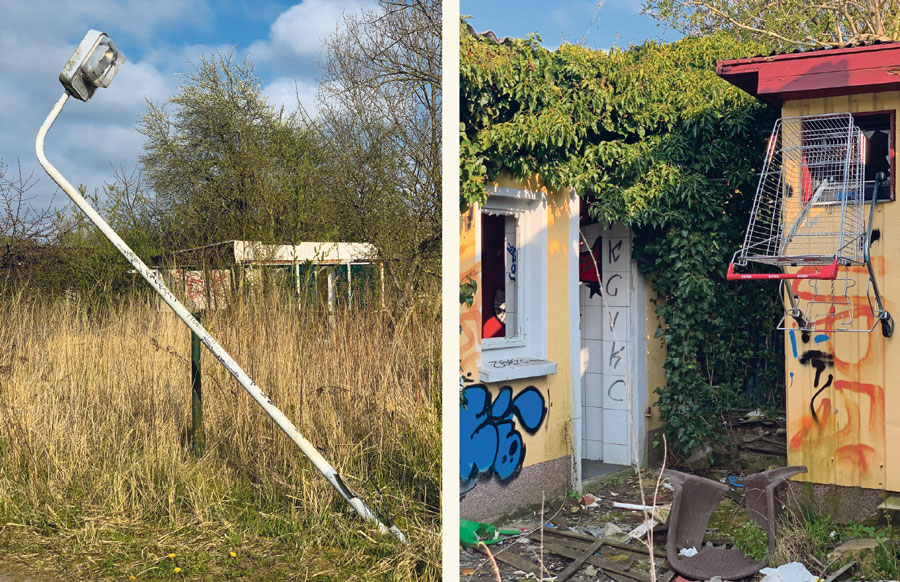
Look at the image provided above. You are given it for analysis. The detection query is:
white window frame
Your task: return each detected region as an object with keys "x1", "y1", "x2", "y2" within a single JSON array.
[{"x1": 478, "y1": 186, "x2": 555, "y2": 382}]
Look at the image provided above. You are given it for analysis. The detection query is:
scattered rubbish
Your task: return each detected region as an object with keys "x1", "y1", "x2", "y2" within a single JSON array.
[
  {"x1": 476, "y1": 544, "x2": 542, "y2": 578},
  {"x1": 612, "y1": 501, "x2": 654, "y2": 511},
  {"x1": 683, "y1": 443, "x2": 714, "y2": 471},
  {"x1": 823, "y1": 561, "x2": 855, "y2": 582},
  {"x1": 554, "y1": 538, "x2": 604, "y2": 582},
  {"x1": 461, "y1": 567, "x2": 475, "y2": 576},
  {"x1": 602, "y1": 522, "x2": 629, "y2": 543},
  {"x1": 663, "y1": 482, "x2": 675, "y2": 492},
  {"x1": 529, "y1": 527, "x2": 673, "y2": 582},
  {"x1": 828, "y1": 538, "x2": 878, "y2": 559},
  {"x1": 739, "y1": 433, "x2": 787, "y2": 456},
  {"x1": 746, "y1": 409, "x2": 765, "y2": 419},
  {"x1": 727, "y1": 475, "x2": 745, "y2": 488},
  {"x1": 877, "y1": 496, "x2": 900, "y2": 511},
  {"x1": 580, "y1": 494, "x2": 599, "y2": 508},
  {"x1": 545, "y1": 522, "x2": 556, "y2": 528},
  {"x1": 627, "y1": 518, "x2": 658, "y2": 540},
  {"x1": 612, "y1": 501, "x2": 671, "y2": 522},
  {"x1": 459, "y1": 519, "x2": 521, "y2": 548},
  {"x1": 580, "y1": 525, "x2": 606, "y2": 538},
  {"x1": 610, "y1": 492, "x2": 619, "y2": 496},
  {"x1": 759, "y1": 562, "x2": 820, "y2": 582},
  {"x1": 678, "y1": 547, "x2": 698, "y2": 557}
]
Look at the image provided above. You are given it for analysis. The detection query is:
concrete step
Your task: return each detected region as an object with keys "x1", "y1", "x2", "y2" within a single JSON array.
[{"x1": 876, "y1": 496, "x2": 900, "y2": 513}]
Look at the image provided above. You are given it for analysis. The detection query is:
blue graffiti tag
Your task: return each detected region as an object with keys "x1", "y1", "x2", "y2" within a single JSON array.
[
  {"x1": 506, "y1": 241, "x2": 517, "y2": 281},
  {"x1": 460, "y1": 384, "x2": 547, "y2": 482}
]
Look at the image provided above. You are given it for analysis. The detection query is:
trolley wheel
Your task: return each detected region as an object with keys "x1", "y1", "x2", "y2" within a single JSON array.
[{"x1": 881, "y1": 314, "x2": 894, "y2": 338}]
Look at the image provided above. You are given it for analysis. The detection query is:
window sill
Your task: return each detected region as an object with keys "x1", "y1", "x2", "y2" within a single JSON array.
[{"x1": 479, "y1": 358, "x2": 557, "y2": 383}]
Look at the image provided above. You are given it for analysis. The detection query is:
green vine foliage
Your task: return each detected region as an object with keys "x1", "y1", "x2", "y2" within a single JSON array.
[{"x1": 461, "y1": 23, "x2": 784, "y2": 453}]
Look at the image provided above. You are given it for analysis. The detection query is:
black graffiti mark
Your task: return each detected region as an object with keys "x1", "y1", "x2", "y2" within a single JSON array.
[
  {"x1": 608, "y1": 310, "x2": 620, "y2": 333},
  {"x1": 608, "y1": 239, "x2": 623, "y2": 264},
  {"x1": 798, "y1": 350, "x2": 834, "y2": 427},
  {"x1": 809, "y1": 373, "x2": 834, "y2": 425},
  {"x1": 801, "y1": 331, "x2": 811, "y2": 344},
  {"x1": 490, "y1": 358, "x2": 536, "y2": 368},
  {"x1": 608, "y1": 344, "x2": 624, "y2": 370},
  {"x1": 605, "y1": 273, "x2": 622, "y2": 297},
  {"x1": 871, "y1": 229, "x2": 881, "y2": 244},
  {"x1": 798, "y1": 350, "x2": 834, "y2": 388},
  {"x1": 608, "y1": 379, "x2": 626, "y2": 402}
]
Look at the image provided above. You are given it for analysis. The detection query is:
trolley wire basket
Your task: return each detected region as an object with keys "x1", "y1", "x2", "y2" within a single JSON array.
[
  {"x1": 729, "y1": 113, "x2": 866, "y2": 279},
  {"x1": 727, "y1": 113, "x2": 892, "y2": 336}
]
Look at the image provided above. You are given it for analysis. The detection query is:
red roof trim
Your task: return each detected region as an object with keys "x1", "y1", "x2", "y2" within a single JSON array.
[{"x1": 717, "y1": 43, "x2": 900, "y2": 106}]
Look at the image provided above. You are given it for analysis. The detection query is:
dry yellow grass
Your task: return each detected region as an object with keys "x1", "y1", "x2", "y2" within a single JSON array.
[{"x1": 0, "y1": 288, "x2": 440, "y2": 580}]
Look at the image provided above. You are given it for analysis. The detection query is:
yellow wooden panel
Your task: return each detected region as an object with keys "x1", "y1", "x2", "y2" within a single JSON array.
[{"x1": 782, "y1": 92, "x2": 900, "y2": 491}]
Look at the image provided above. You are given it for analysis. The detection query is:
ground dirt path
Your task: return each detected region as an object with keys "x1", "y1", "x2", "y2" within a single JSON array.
[{"x1": 0, "y1": 562, "x2": 49, "y2": 581}]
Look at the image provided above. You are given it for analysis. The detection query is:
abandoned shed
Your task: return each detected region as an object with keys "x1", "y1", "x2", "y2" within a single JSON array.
[
  {"x1": 718, "y1": 42, "x2": 900, "y2": 501},
  {"x1": 152, "y1": 240, "x2": 383, "y2": 311},
  {"x1": 460, "y1": 172, "x2": 668, "y2": 520}
]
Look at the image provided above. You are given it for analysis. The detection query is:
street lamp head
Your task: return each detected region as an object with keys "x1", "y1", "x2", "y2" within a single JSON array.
[{"x1": 59, "y1": 29, "x2": 126, "y2": 102}]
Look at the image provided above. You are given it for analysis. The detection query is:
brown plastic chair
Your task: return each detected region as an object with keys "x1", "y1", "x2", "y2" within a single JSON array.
[{"x1": 664, "y1": 466, "x2": 807, "y2": 580}]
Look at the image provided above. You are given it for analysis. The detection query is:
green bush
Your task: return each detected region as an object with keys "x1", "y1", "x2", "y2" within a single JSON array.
[{"x1": 460, "y1": 25, "x2": 783, "y2": 454}]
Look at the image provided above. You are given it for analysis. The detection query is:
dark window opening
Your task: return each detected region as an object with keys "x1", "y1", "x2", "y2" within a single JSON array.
[
  {"x1": 854, "y1": 112, "x2": 893, "y2": 201},
  {"x1": 481, "y1": 213, "x2": 517, "y2": 339}
]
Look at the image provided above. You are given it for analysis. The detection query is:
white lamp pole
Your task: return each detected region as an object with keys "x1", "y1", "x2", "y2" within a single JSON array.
[{"x1": 36, "y1": 30, "x2": 404, "y2": 543}]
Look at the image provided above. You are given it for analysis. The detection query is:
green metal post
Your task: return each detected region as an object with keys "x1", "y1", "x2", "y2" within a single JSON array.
[{"x1": 191, "y1": 311, "x2": 204, "y2": 456}]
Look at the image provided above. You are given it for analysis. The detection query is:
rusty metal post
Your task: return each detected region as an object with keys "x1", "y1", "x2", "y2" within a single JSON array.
[{"x1": 191, "y1": 311, "x2": 204, "y2": 457}]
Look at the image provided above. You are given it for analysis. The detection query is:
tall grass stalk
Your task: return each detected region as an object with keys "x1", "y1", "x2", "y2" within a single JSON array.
[{"x1": 0, "y1": 288, "x2": 440, "y2": 580}]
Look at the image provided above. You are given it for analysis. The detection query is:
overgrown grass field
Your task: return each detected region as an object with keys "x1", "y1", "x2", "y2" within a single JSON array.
[{"x1": 0, "y1": 290, "x2": 440, "y2": 580}]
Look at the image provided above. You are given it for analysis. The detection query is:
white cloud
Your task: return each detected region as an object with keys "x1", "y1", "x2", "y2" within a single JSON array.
[
  {"x1": 258, "y1": 0, "x2": 371, "y2": 60},
  {"x1": 264, "y1": 77, "x2": 320, "y2": 118},
  {"x1": 0, "y1": 1, "x2": 352, "y2": 210}
]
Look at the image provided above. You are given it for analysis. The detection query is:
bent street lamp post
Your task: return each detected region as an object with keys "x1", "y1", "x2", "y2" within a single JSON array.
[{"x1": 36, "y1": 30, "x2": 405, "y2": 543}]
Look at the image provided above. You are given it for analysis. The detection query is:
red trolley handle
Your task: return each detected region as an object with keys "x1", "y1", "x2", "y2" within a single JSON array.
[{"x1": 727, "y1": 258, "x2": 838, "y2": 280}]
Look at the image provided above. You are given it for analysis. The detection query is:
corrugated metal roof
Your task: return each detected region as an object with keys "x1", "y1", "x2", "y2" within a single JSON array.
[
  {"x1": 464, "y1": 22, "x2": 509, "y2": 45},
  {"x1": 747, "y1": 37, "x2": 898, "y2": 60}
]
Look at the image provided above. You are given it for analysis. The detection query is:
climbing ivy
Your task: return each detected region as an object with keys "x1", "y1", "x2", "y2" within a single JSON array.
[{"x1": 461, "y1": 24, "x2": 784, "y2": 453}]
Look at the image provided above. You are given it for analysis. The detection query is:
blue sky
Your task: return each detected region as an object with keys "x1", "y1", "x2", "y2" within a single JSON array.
[
  {"x1": 460, "y1": 0, "x2": 682, "y2": 51},
  {"x1": 0, "y1": 0, "x2": 374, "y2": 210}
]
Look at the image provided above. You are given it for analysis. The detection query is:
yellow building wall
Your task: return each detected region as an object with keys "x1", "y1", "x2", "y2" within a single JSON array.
[
  {"x1": 460, "y1": 173, "x2": 573, "y2": 480},
  {"x1": 461, "y1": 172, "x2": 669, "y2": 486},
  {"x1": 782, "y1": 92, "x2": 900, "y2": 491}
]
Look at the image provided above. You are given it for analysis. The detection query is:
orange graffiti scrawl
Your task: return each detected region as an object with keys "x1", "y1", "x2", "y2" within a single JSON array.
[{"x1": 790, "y1": 380, "x2": 884, "y2": 477}]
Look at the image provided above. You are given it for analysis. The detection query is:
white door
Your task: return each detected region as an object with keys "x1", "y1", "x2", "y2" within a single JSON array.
[{"x1": 580, "y1": 222, "x2": 638, "y2": 466}]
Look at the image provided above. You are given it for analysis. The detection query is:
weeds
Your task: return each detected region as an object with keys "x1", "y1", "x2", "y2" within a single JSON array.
[
  {"x1": 731, "y1": 520, "x2": 767, "y2": 562},
  {"x1": 0, "y1": 289, "x2": 440, "y2": 580},
  {"x1": 772, "y1": 504, "x2": 900, "y2": 580}
]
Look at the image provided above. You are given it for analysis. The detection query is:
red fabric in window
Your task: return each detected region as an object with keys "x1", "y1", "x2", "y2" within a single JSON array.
[
  {"x1": 579, "y1": 238, "x2": 602, "y2": 297},
  {"x1": 481, "y1": 214, "x2": 507, "y2": 339}
]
